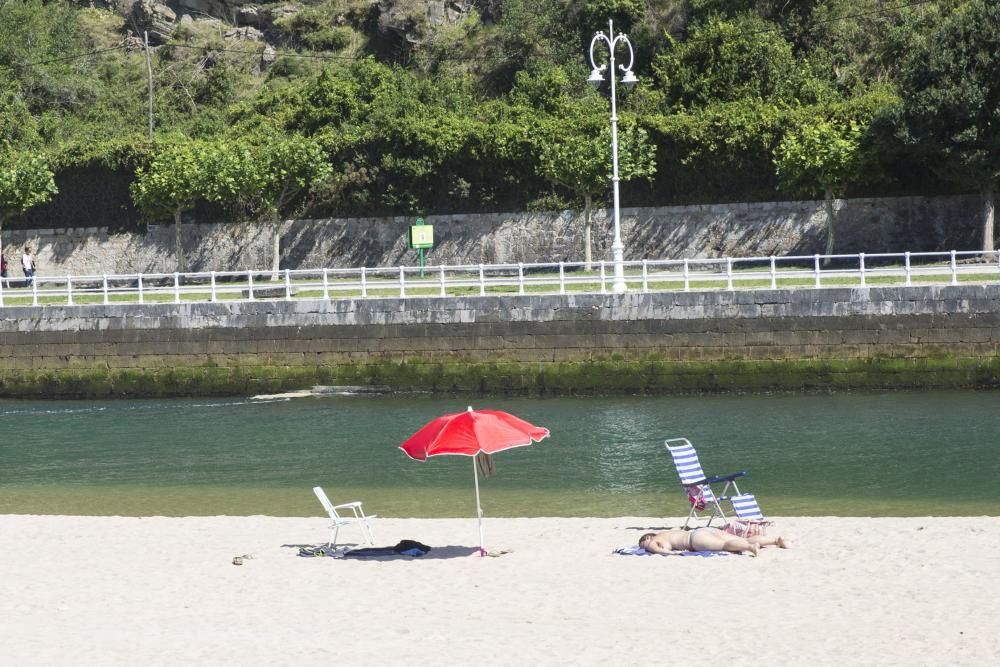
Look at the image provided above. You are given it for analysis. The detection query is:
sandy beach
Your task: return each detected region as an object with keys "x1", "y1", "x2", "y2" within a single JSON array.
[{"x1": 2, "y1": 514, "x2": 998, "y2": 665}]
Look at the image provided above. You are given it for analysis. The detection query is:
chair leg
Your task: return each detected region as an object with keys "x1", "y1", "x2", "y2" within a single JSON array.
[
  {"x1": 709, "y1": 496, "x2": 731, "y2": 527},
  {"x1": 362, "y1": 521, "x2": 375, "y2": 546},
  {"x1": 332, "y1": 525, "x2": 341, "y2": 548}
]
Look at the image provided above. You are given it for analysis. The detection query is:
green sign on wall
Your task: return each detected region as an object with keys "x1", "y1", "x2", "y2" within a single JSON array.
[{"x1": 408, "y1": 217, "x2": 434, "y2": 249}]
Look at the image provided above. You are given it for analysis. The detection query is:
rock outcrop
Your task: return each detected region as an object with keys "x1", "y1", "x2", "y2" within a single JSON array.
[
  {"x1": 377, "y1": 1, "x2": 476, "y2": 44},
  {"x1": 128, "y1": 0, "x2": 178, "y2": 45},
  {"x1": 74, "y1": 0, "x2": 505, "y2": 49}
]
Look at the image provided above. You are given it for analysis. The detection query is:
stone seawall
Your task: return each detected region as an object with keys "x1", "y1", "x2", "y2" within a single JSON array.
[{"x1": 1, "y1": 285, "x2": 998, "y2": 397}]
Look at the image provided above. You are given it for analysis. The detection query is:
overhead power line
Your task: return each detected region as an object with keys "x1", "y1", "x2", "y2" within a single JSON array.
[
  {"x1": 807, "y1": 0, "x2": 939, "y2": 29},
  {"x1": 701, "y1": 0, "x2": 941, "y2": 39},
  {"x1": 164, "y1": 41, "x2": 517, "y2": 64},
  {"x1": 10, "y1": 44, "x2": 126, "y2": 69}
]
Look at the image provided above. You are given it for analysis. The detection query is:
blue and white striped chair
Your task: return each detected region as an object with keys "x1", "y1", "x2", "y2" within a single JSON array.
[
  {"x1": 729, "y1": 493, "x2": 772, "y2": 536},
  {"x1": 664, "y1": 438, "x2": 747, "y2": 528},
  {"x1": 731, "y1": 493, "x2": 765, "y2": 521}
]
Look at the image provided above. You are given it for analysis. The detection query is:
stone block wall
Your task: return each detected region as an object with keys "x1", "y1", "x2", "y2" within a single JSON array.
[
  {"x1": 0, "y1": 194, "x2": 983, "y2": 278},
  {"x1": 1, "y1": 284, "x2": 998, "y2": 396}
]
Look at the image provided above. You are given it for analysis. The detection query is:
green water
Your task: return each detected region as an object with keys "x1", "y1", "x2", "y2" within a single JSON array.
[{"x1": 1, "y1": 390, "x2": 997, "y2": 517}]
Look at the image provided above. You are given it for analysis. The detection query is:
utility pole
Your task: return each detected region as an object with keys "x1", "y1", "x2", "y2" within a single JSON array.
[{"x1": 144, "y1": 31, "x2": 154, "y2": 140}]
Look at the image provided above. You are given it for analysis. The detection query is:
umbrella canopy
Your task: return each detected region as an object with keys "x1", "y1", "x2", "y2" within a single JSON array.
[
  {"x1": 398, "y1": 407, "x2": 550, "y2": 555},
  {"x1": 400, "y1": 407, "x2": 550, "y2": 461}
]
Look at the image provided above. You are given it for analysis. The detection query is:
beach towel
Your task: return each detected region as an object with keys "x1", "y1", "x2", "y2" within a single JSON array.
[
  {"x1": 342, "y1": 547, "x2": 405, "y2": 558},
  {"x1": 298, "y1": 540, "x2": 432, "y2": 559},
  {"x1": 613, "y1": 545, "x2": 734, "y2": 557},
  {"x1": 475, "y1": 451, "x2": 496, "y2": 478}
]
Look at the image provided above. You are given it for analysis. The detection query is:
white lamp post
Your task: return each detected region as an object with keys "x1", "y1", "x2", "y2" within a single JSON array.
[{"x1": 588, "y1": 19, "x2": 637, "y2": 295}]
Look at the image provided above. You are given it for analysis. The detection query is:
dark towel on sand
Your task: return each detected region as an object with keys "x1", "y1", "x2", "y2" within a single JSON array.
[
  {"x1": 299, "y1": 540, "x2": 432, "y2": 558},
  {"x1": 345, "y1": 540, "x2": 432, "y2": 558}
]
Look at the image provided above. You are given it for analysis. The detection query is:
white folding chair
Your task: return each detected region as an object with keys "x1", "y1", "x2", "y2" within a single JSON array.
[
  {"x1": 312, "y1": 486, "x2": 376, "y2": 548},
  {"x1": 664, "y1": 438, "x2": 747, "y2": 528}
]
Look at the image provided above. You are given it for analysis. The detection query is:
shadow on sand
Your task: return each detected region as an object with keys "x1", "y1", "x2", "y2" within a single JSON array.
[{"x1": 283, "y1": 543, "x2": 482, "y2": 560}]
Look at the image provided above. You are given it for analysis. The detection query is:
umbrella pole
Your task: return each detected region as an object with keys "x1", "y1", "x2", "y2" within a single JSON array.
[{"x1": 473, "y1": 456, "x2": 486, "y2": 556}]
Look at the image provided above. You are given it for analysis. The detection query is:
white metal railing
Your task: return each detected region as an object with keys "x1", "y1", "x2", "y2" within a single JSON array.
[{"x1": 1, "y1": 250, "x2": 998, "y2": 308}]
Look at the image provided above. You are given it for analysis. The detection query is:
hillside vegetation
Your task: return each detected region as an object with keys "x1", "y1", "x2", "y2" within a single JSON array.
[{"x1": 1, "y1": 0, "x2": 997, "y2": 260}]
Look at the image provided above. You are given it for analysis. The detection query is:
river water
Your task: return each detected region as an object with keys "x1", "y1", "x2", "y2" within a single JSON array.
[{"x1": 1, "y1": 390, "x2": 997, "y2": 517}]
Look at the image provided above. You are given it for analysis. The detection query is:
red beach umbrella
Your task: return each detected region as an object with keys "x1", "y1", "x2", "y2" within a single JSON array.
[{"x1": 399, "y1": 406, "x2": 550, "y2": 555}]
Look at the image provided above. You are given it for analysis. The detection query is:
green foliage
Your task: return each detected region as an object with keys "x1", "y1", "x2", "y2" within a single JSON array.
[
  {"x1": 644, "y1": 99, "x2": 793, "y2": 201},
  {"x1": 892, "y1": 0, "x2": 1000, "y2": 191},
  {"x1": 774, "y1": 119, "x2": 863, "y2": 197},
  {"x1": 773, "y1": 85, "x2": 897, "y2": 199},
  {"x1": 275, "y1": 3, "x2": 361, "y2": 52},
  {"x1": 806, "y1": 0, "x2": 954, "y2": 92},
  {"x1": 484, "y1": 0, "x2": 581, "y2": 93},
  {"x1": 651, "y1": 13, "x2": 833, "y2": 109},
  {"x1": 0, "y1": 0, "x2": 989, "y2": 232},
  {"x1": 131, "y1": 140, "x2": 206, "y2": 217},
  {"x1": 0, "y1": 150, "x2": 58, "y2": 222},
  {"x1": 304, "y1": 27, "x2": 354, "y2": 52},
  {"x1": 195, "y1": 61, "x2": 240, "y2": 107},
  {"x1": 509, "y1": 64, "x2": 578, "y2": 114},
  {"x1": 575, "y1": 0, "x2": 647, "y2": 32},
  {"x1": 0, "y1": 0, "x2": 93, "y2": 113},
  {"x1": 0, "y1": 77, "x2": 41, "y2": 149},
  {"x1": 251, "y1": 134, "x2": 333, "y2": 217},
  {"x1": 537, "y1": 97, "x2": 656, "y2": 199},
  {"x1": 199, "y1": 142, "x2": 262, "y2": 208},
  {"x1": 291, "y1": 67, "x2": 364, "y2": 134}
]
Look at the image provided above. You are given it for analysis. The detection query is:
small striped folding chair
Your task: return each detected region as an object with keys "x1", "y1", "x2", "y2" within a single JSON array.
[
  {"x1": 726, "y1": 493, "x2": 773, "y2": 537},
  {"x1": 664, "y1": 438, "x2": 747, "y2": 528}
]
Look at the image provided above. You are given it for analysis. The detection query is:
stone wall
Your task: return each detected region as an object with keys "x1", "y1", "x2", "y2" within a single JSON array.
[
  {"x1": 0, "y1": 194, "x2": 984, "y2": 278},
  {"x1": 1, "y1": 284, "x2": 998, "y2": 397}
]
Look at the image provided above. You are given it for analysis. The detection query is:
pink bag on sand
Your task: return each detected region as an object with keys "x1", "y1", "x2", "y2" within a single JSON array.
[{"x1": 723, "y1": 520, "x2": 768, "y2": 537}]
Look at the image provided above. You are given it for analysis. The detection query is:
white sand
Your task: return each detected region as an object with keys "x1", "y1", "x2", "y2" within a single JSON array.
[{"x1": 2, "y1": 515, "x2": 998, "y2": 665}]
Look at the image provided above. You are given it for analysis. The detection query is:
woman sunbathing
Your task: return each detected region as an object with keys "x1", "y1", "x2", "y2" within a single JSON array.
[{"x1": 638, "y1": 527, "x2": 789, "y2": 557}]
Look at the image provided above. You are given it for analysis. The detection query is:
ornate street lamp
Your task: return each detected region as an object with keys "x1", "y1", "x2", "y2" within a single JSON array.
[{"x1": 588, "y1": 19, "x2": 637, "y2": 294}]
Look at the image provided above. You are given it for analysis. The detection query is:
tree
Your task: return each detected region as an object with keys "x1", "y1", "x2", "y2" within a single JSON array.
[
  {"x1": 131, "y1": 141, "x2": 207, "y2": 273},
  {"x1": 644, "y1": 98, "x2": 795, "y2": 202},
  {"x1": 773, "y1": 118, "x2": 864, "y2": 260},
  {"x1": 537, "y1": 96, "x2": 655, "y2": 269},
  {"x1": 893, "y1": 0, "x2": 1000, "y2": 253},
  {"x1": 133, "y1": 138, "x2": 270, "y2": 273},
  {"x1": 250, "y1": 135, "x2": 332, "y2": 275},
  {"x1": 0, "y1": 74, "x2": 54, "y2": 252},
  {"x1": 0, "y1": 150, "x2": 58, "y2": 262}
]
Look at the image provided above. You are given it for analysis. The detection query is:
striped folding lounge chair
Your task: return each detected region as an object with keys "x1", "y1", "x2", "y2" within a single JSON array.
[
  {"x1": 664, "y1": 438, "x2": 747, "y2": 528},
  {"x1": 727, "y1": 493, "x2": 773, "y2": 537}
]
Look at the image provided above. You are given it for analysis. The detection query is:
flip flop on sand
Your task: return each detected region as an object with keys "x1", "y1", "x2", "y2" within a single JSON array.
[{"x1": 485, "y1": 549, "x2": 513, "y2": 557}]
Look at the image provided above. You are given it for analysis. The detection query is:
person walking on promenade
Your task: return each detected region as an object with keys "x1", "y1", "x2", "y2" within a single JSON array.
[
  {"x1": 1, "y1": 252, "x2": 8, "y2": 288},
  {"x1": 21, "y1": 247, "x2": 35, "y2": 287}
]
